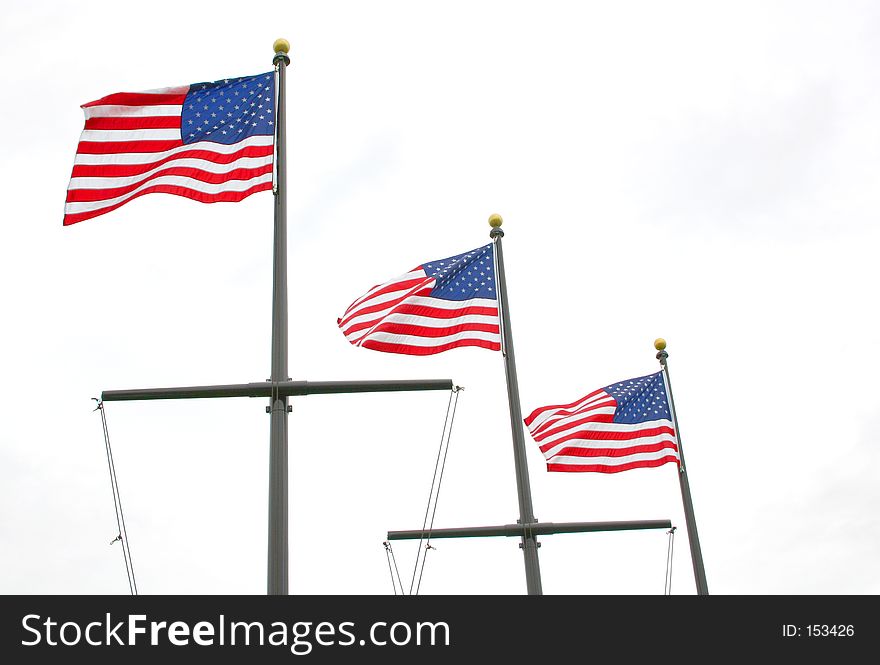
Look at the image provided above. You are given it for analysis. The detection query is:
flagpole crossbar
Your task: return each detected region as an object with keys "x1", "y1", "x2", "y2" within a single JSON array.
[
  {"x1": 386, "y1": 519, "x2": 673, "y2": 541},
  {"x1": 101, "y1": 379, "x2": 454, "y2": 402}
]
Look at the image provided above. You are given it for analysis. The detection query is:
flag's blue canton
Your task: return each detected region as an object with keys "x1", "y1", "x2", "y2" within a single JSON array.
[
  {"x1": 423, "y1": 243, "x2": 496, "y2": 301},
  {"x1": 605, "y1": 371, "x2": 671, "y2": 424},
  {"x1": 180, "y1": 72, "x2": 275, "y2": 145}
]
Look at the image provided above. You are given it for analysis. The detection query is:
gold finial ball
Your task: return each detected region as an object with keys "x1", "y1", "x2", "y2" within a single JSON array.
[
  {"x1": 488, "y1": 214, "x2": 503, "y2": 228},
  {"x1": 273, "y1": 38, "x2": 290, "y2": 54},
  {"x1": 654, "y1": 338, "x2": 667, "y2": 351}
]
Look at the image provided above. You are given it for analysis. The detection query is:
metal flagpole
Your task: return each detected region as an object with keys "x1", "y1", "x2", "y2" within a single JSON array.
[
  {"x1": 268, "y1": 38, "x2": 291, "y2": 595},
  {"x1": 98, "y1": 40, "x2": 459, "y2": 596},
  {"x1": 489, "y1": 214, "x2": 543, "y2": 595},
  {"x1": 655, "y1": 338, "x2": 709, "y2": 595}
]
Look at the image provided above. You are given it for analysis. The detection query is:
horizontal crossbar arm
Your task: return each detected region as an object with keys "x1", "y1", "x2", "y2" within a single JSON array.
[
  {"x1": 386, "y1": 519, "x2": 673, "y2": 541},
  {"x1": 101, "y1": 379, "x2": 454, "y2": 402}
]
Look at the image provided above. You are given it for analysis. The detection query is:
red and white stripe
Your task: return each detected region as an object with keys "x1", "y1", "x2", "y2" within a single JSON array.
[
  {"x1": 524, "y1": 387, "x2": 680, "y2": 473},
  {"x1": 63, "y1": 87, "x2": 274, "y2": 226},
  {"x1": 337, "y1": 267, "x2": 501, "y2": 356}
]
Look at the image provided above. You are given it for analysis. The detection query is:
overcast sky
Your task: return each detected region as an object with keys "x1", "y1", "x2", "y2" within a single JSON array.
[{"x1": 2, "y1": 0, "x2": 879, "y2": 596}]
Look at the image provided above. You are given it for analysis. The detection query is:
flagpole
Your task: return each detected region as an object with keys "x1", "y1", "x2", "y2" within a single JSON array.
[
  {"x1": 655, "y1": 338, "x2": 709, "y2": 595},
  {"x1": 489, "y1": 214, "x2": 543, "y2": 595},
  {"x1": 268, "y1": 38, "x2": 291, "y2": 595}
]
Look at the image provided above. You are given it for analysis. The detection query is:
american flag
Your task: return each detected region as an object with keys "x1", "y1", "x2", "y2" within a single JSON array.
[
  {"x1": 338, "y1": 243, "x2": 501, "y2": 355},
  {"x1": 63, "y1": 71, "x2": 276, "y2": 226},
  {"x1": 525, "y1": 371, "x2": 680, "y2": 473}
]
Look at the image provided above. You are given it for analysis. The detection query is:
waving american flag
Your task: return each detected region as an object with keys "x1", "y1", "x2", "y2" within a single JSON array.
[
  {"x1": 525, "y1": 371, "x2": 680, "y2": 473},
  {"x1": 338, "y1": 243, "x2": 501, "y2": 355},
  {"x1": 64, "y1": 72, "x2": 275, "y2": 226}
]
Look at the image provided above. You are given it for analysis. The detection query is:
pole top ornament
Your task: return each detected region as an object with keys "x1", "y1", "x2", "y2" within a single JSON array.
[
  {"x1": 273, "y1": 38, "x2": 290, "y2": 55},
  {"x1": 488, "y1": 214, "x2": 504, "y2": 238},
  {"x1": 654, "y1": 338, "x2": 667, "y2": 351}
]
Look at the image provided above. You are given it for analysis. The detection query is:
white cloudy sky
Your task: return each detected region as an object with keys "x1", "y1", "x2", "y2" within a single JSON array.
[{"x1": 1, "y1": 0, "x2": 879, "y2": 596}]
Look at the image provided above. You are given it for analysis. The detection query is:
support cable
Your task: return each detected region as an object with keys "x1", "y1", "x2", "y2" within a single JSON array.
[
  {"x1": 414, "y1": 542, "x2": 437, "y2": 596},
  {"x1": 383, "y1": 541, "x2": 404, "y2": 595},
  {"x1": 93, "y1": 398, "x2": 138, "y2": 595},
  {"x1": 408, "y1": 386, "x2": 463, "y2": 595},
  {"x1": 414, "y1": 387, "x2": 461, "y2": 595},
  {"x1": 664, "y1": 526, "x2": 676, "y2": 596}
]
